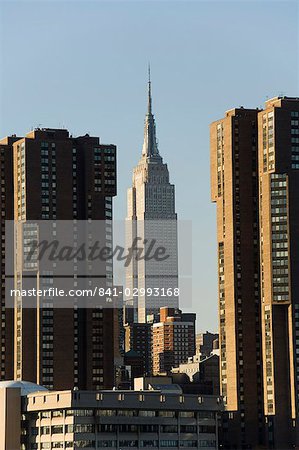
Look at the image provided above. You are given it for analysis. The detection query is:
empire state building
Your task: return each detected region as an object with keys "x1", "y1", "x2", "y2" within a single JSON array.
[{"x1": 126, "y1": 71, "x2": 179, "y2": 323}]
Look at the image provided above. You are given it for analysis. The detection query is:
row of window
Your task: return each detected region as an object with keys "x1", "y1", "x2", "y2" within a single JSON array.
[
  {"x1": 31, "y1": 440, "x2": 216, "y2": 449},
  {"x1": 33, "y1": 423, "x2": 215, "y2": 435},
  {"x1": 35, "y1": 408, "x2": 214, "y2": 420}
]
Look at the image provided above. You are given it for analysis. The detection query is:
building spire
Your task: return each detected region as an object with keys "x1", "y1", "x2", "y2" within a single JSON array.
[
  {"x1": 148, "y1": 63, "x2": 152, "y2": 115},
  {"x1": 142, "y1": 65, "x2": 160, "y2": 159}
]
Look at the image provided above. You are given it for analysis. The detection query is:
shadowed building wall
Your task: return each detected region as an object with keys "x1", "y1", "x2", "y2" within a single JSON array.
[
  {"x1": 258, "y1": 97, "x2": 299, "y2": 449},
  {"x1": 211, "y1": 108, "x2": 263, "y2": 448},
  {"x1": 211, "y1": 98, "x2": 299, "y2": 449},
  {"x1": 9, "y1": 128, "x2": 116, "y2": 390}
]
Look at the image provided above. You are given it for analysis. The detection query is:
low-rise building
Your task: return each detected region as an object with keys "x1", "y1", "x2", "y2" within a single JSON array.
[
  {"x1": 196, "y1": 332, "x2": 219, "y2": 359},
  {"x1": 0, "y1": 380, "x2": 223, "y2": 450},
  {"x1": 171, "y1": 355, "x2": 220, "y2": 395},
  {"x1": 124, "y1": 322, "x2": 152, "y2": 375}
]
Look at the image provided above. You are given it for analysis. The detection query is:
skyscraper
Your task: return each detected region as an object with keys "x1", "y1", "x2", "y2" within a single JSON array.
[
  {"x1": 211, "y1": 98, "x2": 299, "y2": 449},
  {"x1": 126, "y1": 71, "x2": 178, "y2": 322},
  {"x1": 3, "y1": 127, "x2": 117, "y2": 391},
  {"x1": 211, "y1": 108, "x2": 263, "y2": 448},
  {"x1": 258, "y1": 97, "x2": 299, "y2": 449}
]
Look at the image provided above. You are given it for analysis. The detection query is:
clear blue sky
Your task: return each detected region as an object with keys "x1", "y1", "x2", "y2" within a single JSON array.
[{"x1": 0, "y1": 1, "x2": 298, "y2": 331}]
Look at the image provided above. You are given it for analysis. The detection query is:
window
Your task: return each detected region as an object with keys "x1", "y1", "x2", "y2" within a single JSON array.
[
  {"x1": 96, "y1": 409, "x2": 116, "y2": 417},
  {"x1": 119, "y1": 441, "x2": 138, "y2": 448},
  {"x1": 73, "y1": 424, "x2": 94, "y2": 433},
  {"x1": 180, "y1": 442, "x2": 198, "y2": 448},
  {"x1": 180, "y1": 411, "x2": 195, "y2": 418},
  {"x1": 66, "y1": 409, "x2": 93, "y2": 417},
  {"x1": 161, "y1": 441, "x2": 178, "y2": 448},
  {"x1": 139, "y1": 410, "x2": 156, "y2": 417},
  {"x1": 97, "y1": 442, "x2": 117, "y2": 448},
  {"x1": 119, "y1": 424, "x2": 138, "y2": 432},
  {"x1": 181, "y1": 425, "x2": 197, "y2": 433},
  {"x1": 141, "y1": 441, "x2": 158, "y2": 448},
  {"x1": 161, "y1": 425, "x2": 178, "y2": 433},
  {"x1": 199, "y1": 441, "x2": 216, "y2": 448},
  {"x1": 140, "y1": 424, "x2": 159, "y2": 433},
  {"x1": 74, "y1": 442, "x2": 95, "y2": 449},
  {"x1": 52, "y1": 425, "x2": 64, "y2": 434},
  {"x1": 98, "y1": 424, "x2": 117, "y2": 433},
  {"x1": 158, "y1": 410, "x2": 175, "y2": 418},
  {"x1": 117, "y1": 409, "x2": 137, "y2": 417}
]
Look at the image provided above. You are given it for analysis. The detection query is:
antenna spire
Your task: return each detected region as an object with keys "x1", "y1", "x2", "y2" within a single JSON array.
[
  {"x1": 142, "y1": 65, "x2": 160, "y2": 159},
  {"x1": 148, "y1": 63, "x2": 152, "y2": 114}
]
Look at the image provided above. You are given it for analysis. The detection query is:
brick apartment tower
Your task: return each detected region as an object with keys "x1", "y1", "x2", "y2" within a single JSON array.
[
  {"x1": 152, "y1": 307, "x2": 196, "y2": 375},
  {"x1": 211, "y1": 108, "x2": 263, "y2": 448},
  {"x1": 4, "y1": 128, "x2": 117, "y2": 390},
  {"x1": 0, "y1": 136, "x2": 21, "y2": 380},
  {"x1": 258, "y1": 97, "x2": 299, "y2": 449},
  {"x1": 211, "y1": 98, "x2": 299, "y2": 449}
]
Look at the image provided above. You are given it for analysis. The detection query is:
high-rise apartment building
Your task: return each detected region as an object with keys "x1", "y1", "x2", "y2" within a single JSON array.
[
  {"x1": 2, "y1": 127, "x2": 117, "y2": 391},
  {"x1": 0, "y1": 135, "x2": 21, "y2": 381},
  {"x1": 126, "y1": 73, "x2": 178, "y2": 322},
  {"x1": 211, "y1": 108, "x2": 262, "y2": 448},
  {"x1": 211, "y1": 98, "x2": 299, "y2": 449},
  {"x1": 211, "y1": 108, "x2": 263, "y2": 448},
  {"x1": 258, "y1": 97, "x2": 299, "y2": 449},
  {"x1": 152, "y1": 307, "x2": 195, "y2": 375}
]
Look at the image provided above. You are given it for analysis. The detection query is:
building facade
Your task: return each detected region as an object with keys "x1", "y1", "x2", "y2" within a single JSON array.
[
  {"x1": 126, "y1": 73, "x2": 179, "y2": 322},
  {"x1": 211, "y1": 97, "x2": 299, "y2": 449},
  {"x1": 211, "y1": 108, "x2": 263, "y2": 448},
  {"x1": 196, "y1": 332, "x2": 219, "y2": 359},
  {"x1": 3, "y1": 128, "x2": 117, "y2": 391},
  {"x1": 124, "y1": 322, "x2": 152, "y2": 375},
  {"x1": 152, "y1": 308, "x2": 196, "y2": 375},
  {"x1": 0, "y1": 381, "x2": 222, "y2": 450},
  {"x1": 258, "y1": 97, "x2": 299, "y2": 448},
  {"x1": 172, "y1": 354, "x2": 220, "y2": 395},
  {"x1": 0, "y1": 135, "x2": 20, "y2": 381}
]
